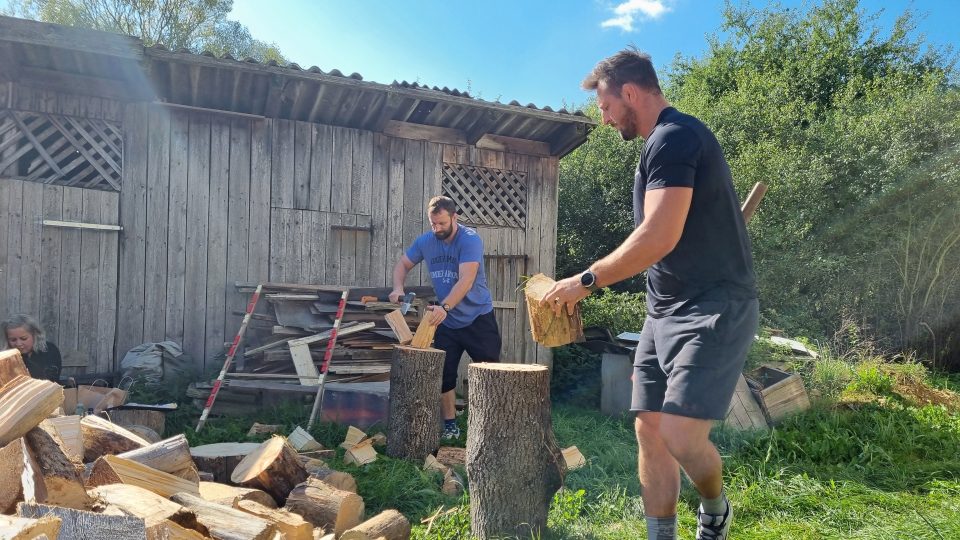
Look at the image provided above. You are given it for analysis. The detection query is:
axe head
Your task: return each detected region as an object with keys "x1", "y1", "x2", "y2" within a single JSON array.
[{"x1": 400, "y1": 292, "x2": 416, "y2": 315}]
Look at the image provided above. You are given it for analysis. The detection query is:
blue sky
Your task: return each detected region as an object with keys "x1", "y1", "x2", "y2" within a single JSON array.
[{"x1": 229, "y1": 0, "x2": 960, "y2": 111}]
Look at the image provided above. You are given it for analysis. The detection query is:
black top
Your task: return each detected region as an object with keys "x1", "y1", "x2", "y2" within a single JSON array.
[
  {"x1": 23, "y1": 341, "x2": 62, "y2": 382},
  {"x1": 634, "y1": 107, "x2": 757, "y2": 316}
]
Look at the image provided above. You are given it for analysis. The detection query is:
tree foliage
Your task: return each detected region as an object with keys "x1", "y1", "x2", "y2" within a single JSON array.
[
  {"x1": 558, "y1": 0, "x2": 960, "y2": 366},
  {"x1": 5, "y1": 0, "x2": 284, "y2": 62}
]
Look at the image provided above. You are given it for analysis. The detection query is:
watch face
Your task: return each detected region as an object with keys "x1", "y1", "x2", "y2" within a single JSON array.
[{"x1": 581, "y1": 272, "x2": 595, "y2": 287}]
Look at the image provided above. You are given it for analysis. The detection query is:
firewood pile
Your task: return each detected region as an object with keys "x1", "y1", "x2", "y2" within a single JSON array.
[{"x1": 0, "y1": 348, "x2": 413, "y2": 540}]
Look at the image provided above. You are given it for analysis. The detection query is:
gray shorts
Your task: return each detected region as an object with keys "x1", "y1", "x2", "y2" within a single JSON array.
[{"x1": 631, "y1": 298, "x2": 759, "y2": 420}]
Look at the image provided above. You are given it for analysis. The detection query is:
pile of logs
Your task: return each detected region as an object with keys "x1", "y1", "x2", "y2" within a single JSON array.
[{"x1": 0, "y1": 348, "x2": 412, "y2": 540}]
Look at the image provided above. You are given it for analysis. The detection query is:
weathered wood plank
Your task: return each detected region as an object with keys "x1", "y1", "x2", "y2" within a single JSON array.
[
  {"x1": 59, "y1": 185, "x2": 83, "y2": 354},
  {"x1": 420, "y1": 141, "x2": 442, "y2": 285},
  {"x1": 524, "y1": 156, "x2": 544, "y2": 364},
  {"x1": 271, "y1": 119, "x2": 295, "y2": 209},
  {"x1": 116, "y1": 103, "x2": 148, "y2": 361},
  {"x1": 309, "y1": 124, "x2": 332, "y2": 212},
  {"x1": 269, "y1": 209, "x2": 286, "y2": 283},
  {"x1": 143, "y1": 107, "x2": 170, "y2": 343},
  {"x1": 293, "y1": 121, "x2": 312, "y2": 210},
  {"x1": 226, "y1": 118, "x2": 252, "y2": 341},
  {"x1": 325, "y1": 212, "x2": 342, "y2": 285},
  {"x1": 248, "y1": 119, "x2": 272, "y2": 284},
  {"x1": 331, "y1": 127, "x2": 353, "y2": 213},
  {"x1": 370, "y1": 134, "x2": 389, "y2": 286},
  {"x1": 301, "y1": 210, "x2": 326, "y2": 285},
  {"x1": 537, "y1": 157, "x2": 559, "y2": 367},
  {"x1": 351, "y1": 129, "x2": 373, "y2": 215},
  {"x1": 78, "y1": 188, "x2": 102, "y2": 365},
  {"x1": 3, "y1": 180, "x2": 24, "y2": 316},
  {"x1": 0, "y1": 181, "x2": 10, "y2": 314},
  {"x1": 383, "y1": 120, "x2": 466, "y2": 145},
  {"x1": 355, "y1": 214, "x2": 372, "y2": 285},
  {"x1": 39, "y1": 184, "x2": 63, "y2": 343},
  {"x1": 184, "y1": 113, "x2": 211, "y2": 369},
  {"x1": 165, "y1": 111, "x2": 190, "y2": 345},
  {"x1": 402, "y1": 138, "x2": 424, "y2": 286},
  {"x1": 340, "y1": 213, "x2": 357, "y2": 287},
  {"x1": 19, "y1": 181, "x2": 43, "y2": 318},
  {"x1": 97, "y1": 193, "x2": 119, "y2": 372},
  {"x1": 206, "y1": 118, "x2": 231, "y2": 360}
]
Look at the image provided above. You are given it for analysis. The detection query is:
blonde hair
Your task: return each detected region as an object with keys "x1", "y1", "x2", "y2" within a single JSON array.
[{"x1": 2, "y1": 314, "x2": 48, "y2": 353}]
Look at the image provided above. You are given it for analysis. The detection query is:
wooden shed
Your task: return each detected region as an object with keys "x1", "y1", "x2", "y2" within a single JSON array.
[{"x1": 0, "y1": 16, "x2": 595, "y2": 376}]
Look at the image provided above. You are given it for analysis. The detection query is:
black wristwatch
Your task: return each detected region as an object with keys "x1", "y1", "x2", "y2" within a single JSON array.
[
  {"x1": 580, "y1": 270, "x2": 599, "y2": 293},
  {"x1": 442, "y1": 303, "x2": 452, "y2": 312}
]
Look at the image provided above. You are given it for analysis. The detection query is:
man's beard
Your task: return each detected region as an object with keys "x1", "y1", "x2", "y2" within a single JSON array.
[
  {"x1": 617, "y1": 112, "x2": 639, "y2": 141},
  {"x1": 434, "y1": 227, "x2": 453, "y2": 240}
]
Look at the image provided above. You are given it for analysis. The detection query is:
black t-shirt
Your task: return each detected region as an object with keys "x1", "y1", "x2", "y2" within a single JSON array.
[
  {"x1": 634, "y1": 107, "x2": 757, "y2": 316},
  {"x1": 23, "y1": 341, "x2": 62, "y2": 382}
]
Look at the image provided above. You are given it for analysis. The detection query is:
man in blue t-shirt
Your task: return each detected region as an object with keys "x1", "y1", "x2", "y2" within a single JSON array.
[
  {"x1": 389, "y1": 195, "x2": 501, "y2": 440},
  {"x1": 541, "y1": 48, "x2": 758, "y2": 540}
]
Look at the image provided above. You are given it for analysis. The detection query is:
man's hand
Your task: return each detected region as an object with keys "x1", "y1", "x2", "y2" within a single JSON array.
[
  {"x1": 539, "y1": 274, "x2": 590, "y2": 316},
  {"x1": 426, "y1": 305, "x2": 447, "y2": 326},
  {"x1": 388, "y1": 289, "x2": 405, "y2": 304}
]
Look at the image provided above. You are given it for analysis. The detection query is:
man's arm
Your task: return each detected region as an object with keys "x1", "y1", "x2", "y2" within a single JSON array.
[
  {"x1": 541, "y1": 186, "x2": 693, "y2": 315},
  {"x1": 389, "y1": 255, "x2": 417, "y2": 303}
]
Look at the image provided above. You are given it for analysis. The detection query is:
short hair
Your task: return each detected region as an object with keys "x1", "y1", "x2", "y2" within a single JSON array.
[
  {"x1": 2, "y1": 314, "x2": 48, "y2": 353},
  {"x1": 427, "y1": 196, "x2": 457, "y2": 215},
  {"x1": 582, "y1": 46, "x2": 662, "y2": 96}
]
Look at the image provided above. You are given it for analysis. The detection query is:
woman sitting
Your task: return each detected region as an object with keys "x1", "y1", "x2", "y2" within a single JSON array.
[{"x1": 2, "y1": 314, "x2": 62, "y2": 382}]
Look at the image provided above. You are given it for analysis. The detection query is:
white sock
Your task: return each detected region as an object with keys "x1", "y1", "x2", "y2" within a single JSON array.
[{"x1": 645, "y1": 515, "x2": 677, "y2": 540}]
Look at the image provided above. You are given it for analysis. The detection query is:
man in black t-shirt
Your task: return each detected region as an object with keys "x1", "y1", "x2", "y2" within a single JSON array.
[{"x1": 542, "y1": 48, "x2": 758, "y2": 540}]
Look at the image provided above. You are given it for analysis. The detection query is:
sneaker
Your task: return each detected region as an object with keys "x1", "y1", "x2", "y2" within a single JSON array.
[
  {"x1": 441, "y1": 424, "x2": 461, "y2": 440},
  {"x1": 697, "y1": 500, "x2": 732, "y2": 540}
]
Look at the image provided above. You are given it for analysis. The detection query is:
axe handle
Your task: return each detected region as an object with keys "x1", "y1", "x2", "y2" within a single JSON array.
[{"x1": 741, "y1": 182, "x2": 768, "y2": 224}]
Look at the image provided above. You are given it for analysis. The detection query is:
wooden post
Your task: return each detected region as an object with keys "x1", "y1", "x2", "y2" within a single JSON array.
[
  {"x1": 386, "y1": 345, "x2": 444, "y2": 462},
  {"x1": 466, "y1": 363, "x2": 565, "y2": 539}
]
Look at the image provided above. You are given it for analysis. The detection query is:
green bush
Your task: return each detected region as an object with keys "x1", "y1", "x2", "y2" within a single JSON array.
[
  {"x1": 580, "y1": 288, "x2": 646, "y2": 335},
  {"x1": 847, "y1": 360, "x2": 896, "y2": 396}
]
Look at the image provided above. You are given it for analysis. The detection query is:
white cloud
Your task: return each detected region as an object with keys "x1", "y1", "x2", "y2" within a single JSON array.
[{"x1": 601, "y1": 0, "x2": 670, "y2": 32}]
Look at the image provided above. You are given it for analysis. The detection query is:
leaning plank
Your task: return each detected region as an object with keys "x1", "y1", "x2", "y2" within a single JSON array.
[
  {"x1": 24, "y1": 421, "x2": 93, "y2": 509},
  {"x1": 198, "y1": 481, "x2": 277, "y2": 509},
  {"x1": 0, "y1": 514, "x2": 61, "y2": 540},
  {"x1": 18, "y1": 502, "x2": 146, "y2": 540},
  {"x1": 45, "y1": 415, "x2": 83, "y2": 462},
  {"x1": 383, "y1": 310, "x2": 413, "y2": 344},
  {"x1": 87, "y1": 455, "x2": 200, "y2": 498},
  {"x1": 80, "y1": 414, "x2": 149, "y2": 462},
  {"x1": 190, "y1": 441, "x2": 261, "y2": 483},
  {"x1": 230, "y1": 436, "x2": 307, "y2": 505},
  {"x1": 341, "y1": 509, "x2": 411, "y2": 540},
  {"x1": 234, "y1": 499, "x2": 314, "y2": 540},
  {"x1": 0, "y1": 375, "x2": 65, "y2": 446},
  {"x1": 170, "y1": 492, "x2": 277, "y2": 540},
  {"x1": 409, "y1": 316, "x2": 436, "y2": 349},
  {"x1": 284, "y1": 477, "x2": 364, "y2": 537},
  {"x1": 0, "y1": 438, "x2": 45, "y2": 514},
  {"x1": 116, "y1": 434, "x2": 200, "y2": 482},
  {"x1": 89, "y1": 484, "x2": 209, "y2": 538},
  {"x1": 0, "y1": 348, "x2": 29, "y2": 385},
  {"x1": 289, "y1": 343, "x2": 321, "y2": 386}
]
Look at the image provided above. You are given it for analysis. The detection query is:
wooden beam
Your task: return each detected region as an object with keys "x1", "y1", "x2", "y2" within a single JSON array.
[
  {"x1": 154, "y1": 101, "x2": 266, "y2": 121},
  {"x1": 15, "y1": 65, "x2": 146, "y2": 101},
  {"x1": 42, "y1": 219, "x2": 122, "y2": 231},
  {"x1": 465, "y1": 110, "x2": 502, "y2": 144},
  {"x1": 0, "y1": 16, "x2": 143, "y2": 60},
  {"x1": 382, "y1": 120, "x2": 466, "y2": 145},
  {"x1": 476, "y1": 133, "x2": 551, "y2": 157}
]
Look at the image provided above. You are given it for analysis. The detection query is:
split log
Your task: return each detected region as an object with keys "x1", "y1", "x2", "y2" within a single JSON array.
[
  {"x1": 423, "y1": 454, "x2": 448, "y2": 474},
  {"x1": 0, "y1": 514, "x2": 61, "y2": 540},
  {"x1": 562, "y1": 446, "x2": 586, "y2": 470},
  {"x1": 89, "y1": 484, "x2": 208, "y2": 538},
  {"x1": 523, "y1": 273, "x2": 584, "y2": 347},
  {"x1": 409, "y1": 316, "x2": 437, "y2": 349},
  {"x1": 0, "y1": 348, "x2": 29, "y2": 386},
  {"x1": 310, "y1": 468, "x2": 357, "y2": 494},
  {"x1": 384, "y1": 310, "x2": 413, "y2": 344},
  {"x1": 117, "y1": 434, "x2": 200, "y2": 482},
  {"x1": 170, "y1": 492, "x2": 277, "y2": 540},
  {"x1": 386, "y1": 345, "x2": 444, "y2": 462},
  {"x1": 45, "y1": 415, "x2": 83, "y2": 462},
  {"x1": 0, "y1": 438, "x2": 45, "y2": 513},
  {"x1": 190, "y1": 442, "x2": 261, "y2": 483},
  {"x1": 80, "y1": 415, "x2": 149, "y2": 462},
  {"x1": 344, "y1": 439, "x2": 377, "y2": 466},
  {"x1": 198, "y1": 481, "x2": 277, "y2": 508},
  {"x1": 247, "y1": 423, "x2": 282, "y2": 438},
  {"x1": 230, "y1": 436, "x2": 308, "y2": 505},
  {"x1": 24, "y1": 420, "x2": 93, "y2": 509},
  {"x1": 289, "y1": 426, "x2": 323, "y2": 452},
  {"x1": 18, "y1": 502, "x2": 146, "y2": 539},
  {"x1": 441, "y1": 468, "x2": 464, "y2": 497},
  {"x1": 87, "y1": 455, "x2": 200, "y2": 498},
  {"x1": 234, "y1": 499, "x2": 314, "y2": 540},
  {"x1": 339, "y1": 426, "x2": 367, "y2": 450},
  {"x1": 466, "y1": 363, "x2": 565, "y2": 539},
  {"x1": 0, "y1": 375, "x2": 65, "y2": 446},
  {"x1": 341, "y1": 509, "x2": 410, "y2": 540},
  {"x1": 285, "y1": 477, "x2": 364, "y2": 537},
  {"x1": 369, "y1": 432, "x2": 387, "y2": 447},
  {"x1": 435, "y1": 447, "x2": 465, "y2": 468}
]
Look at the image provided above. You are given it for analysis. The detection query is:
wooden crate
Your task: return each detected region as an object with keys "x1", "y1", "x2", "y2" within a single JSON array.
[
  {"x1": 746, "y1": 365, "x2": 810, "y2": 424},
  {"x1": 724, "y1": 375, "x2": 768, "y2": 431}
]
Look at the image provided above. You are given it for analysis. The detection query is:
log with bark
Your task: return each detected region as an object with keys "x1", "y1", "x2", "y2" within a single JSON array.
[
  {"x1": 284, "y1": 477, "x2": 364, "y2": 537},
  {"x1": 0, "y1": 375, "x2": 65, "y2": 446},
  {"x1": 523, "y1": 273, "x2": 584, "y2": 347},
  {"x1": 0, "y1": 513, "x2": 62, "y2": 540},
  {"x1": 89, "y1": 484, "x2": 209, "y2": 538},
  {"x1": 386, "y1": 345, "x2": 444, "y2": 462},
  {"x1": 0, "y1": 437, "x2": 45, "y2": 513},
  {"x1": 116, "y1": 434, "x2": 200, "y2": 482},
  {"x1": 18, "y1": 502, "x2": 147, "y2": 540},
  {"x1": 234, "y1": 499, "x2": 314, "y2": 540},
  {"x1": 340, "y1": 509, "x2": 411, "y2": 540},
  {"x1": 0, "y1": 348, "x2": 29, "y2": 386},
  {"x1": 230, "y1": 436, "x2": 308, "y2": 505},
  {"x1": 87, "y1": 455, "x2": 200, "y2": 498},
  {"x1": 80, "y1": 414, "x2": 149, "y2": 462},
  {"x1": 190, "y1": 442, "x2": 261, "y2": 483},
  {"x1": 466, "y1": 363, "x2": 565, "y2": 539},
  {"x1": 310, "y1": 467, "x2": 358, "y2": 494},
  {"x1": 198, "y1": 481, "x2": 277, "y2": 508},
  {"x1": 24, "y1": 420, "x2": 93, "y2": 509},
  {"x1": 170, "y1": 492, "x2": 277, "y2": 540}
]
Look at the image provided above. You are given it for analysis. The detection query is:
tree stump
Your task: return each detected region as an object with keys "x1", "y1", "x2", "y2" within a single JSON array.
[
  {"x1": 466, "y1": 363, "x2": 565, "y2": 539},
  {"x1": 386, "y1": 345, "x2": 444, "y2": 462}
]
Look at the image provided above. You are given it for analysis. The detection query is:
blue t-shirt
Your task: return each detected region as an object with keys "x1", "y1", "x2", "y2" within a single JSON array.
[{"x1": 405, "y1": 225, "x2": 494, "y2": 329}]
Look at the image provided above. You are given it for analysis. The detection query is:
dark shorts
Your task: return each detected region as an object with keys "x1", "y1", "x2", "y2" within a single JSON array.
[
  {"x1": 434, "y1": 310, "x2": 501, "y2": 393},
  {"x1": 631, "y1": 298, "x2": 759, "y2": 420}
]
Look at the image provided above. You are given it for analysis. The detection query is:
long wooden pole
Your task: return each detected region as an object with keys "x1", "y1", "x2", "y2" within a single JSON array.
[
  {"x1": 196, "y1": 284, "x2": 263, "y2": 432},
  {"x1": 741, "y1": 182, "x2": 768, "y2": 224},
  {"x1": 307, "y1": 289, "x2": 349, "y2": 429}
]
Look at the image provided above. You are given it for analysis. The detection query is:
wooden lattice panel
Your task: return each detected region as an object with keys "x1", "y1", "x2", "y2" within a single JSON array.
[
  {"x1": 0, "y1": 110, "x2": 122, "y2": 192},
  {"x1": 442, "y1": 163, "x2": 527, "y2": 228}
]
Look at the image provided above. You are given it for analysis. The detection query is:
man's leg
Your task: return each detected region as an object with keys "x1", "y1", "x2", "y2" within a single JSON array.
[
  {"x1": 635, "y1": 412, "x2": 681, "y2": 516},
  {"x1": 433, "y1": 324, "x2": 465, "y2": 439},
  {"x1": 441, "y1": 389, "x2": 456, "y2": 421},
  {"x1": 658, "y1": 413, "x2": 723, "y2": 499}
]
